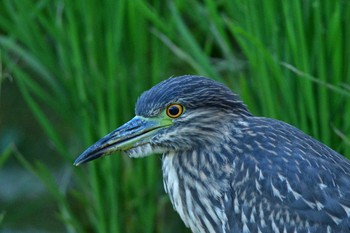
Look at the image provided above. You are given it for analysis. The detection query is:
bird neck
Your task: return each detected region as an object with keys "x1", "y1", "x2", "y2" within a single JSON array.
[
  {"x1": 160, "y1": 117, "x2": 252, "y2": 232},
  {"x1": 162, "y1": 149, "x2": 233, "y2": 232}
]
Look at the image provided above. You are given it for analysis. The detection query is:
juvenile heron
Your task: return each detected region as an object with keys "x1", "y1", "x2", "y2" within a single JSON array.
[{"x1": 74, "y1": 75, "x2": 350, "y2": 233}]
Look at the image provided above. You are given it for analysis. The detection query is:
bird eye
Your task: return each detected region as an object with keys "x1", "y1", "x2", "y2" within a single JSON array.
[{"x1": 166, "y1": 104, "x2": 184, "y2": 118}]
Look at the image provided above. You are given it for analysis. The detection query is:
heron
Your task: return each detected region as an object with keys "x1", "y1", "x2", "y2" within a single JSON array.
[{"x1": 74, "y1": 75, "x2": 350, "y2": 233}]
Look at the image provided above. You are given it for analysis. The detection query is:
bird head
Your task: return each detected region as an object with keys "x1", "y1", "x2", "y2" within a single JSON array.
[{"x1": 74, "y1": 75, "x2": 250, "y2": 165}]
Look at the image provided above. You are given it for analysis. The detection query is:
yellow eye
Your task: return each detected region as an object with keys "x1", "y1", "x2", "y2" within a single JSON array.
[{"x1": 166, "y1": 104, "x2": 184, "y2": 118}]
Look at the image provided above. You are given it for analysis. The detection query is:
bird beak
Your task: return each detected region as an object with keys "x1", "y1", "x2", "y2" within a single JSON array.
[{"x1": 73, "y1": 116, "x2": 171, "y2": 166}]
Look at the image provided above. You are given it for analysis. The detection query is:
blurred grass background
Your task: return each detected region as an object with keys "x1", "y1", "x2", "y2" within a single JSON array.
[{"x1": 0, "y1": 0, "x2": 349, "y2": 232}]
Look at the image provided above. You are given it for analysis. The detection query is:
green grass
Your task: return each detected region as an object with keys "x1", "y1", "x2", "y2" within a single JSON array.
[{"x1": 0, "y1": 0, "x2": 349, "y2": 232}]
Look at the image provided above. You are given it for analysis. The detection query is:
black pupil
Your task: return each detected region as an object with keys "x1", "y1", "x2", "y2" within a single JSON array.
[{"x1": 169, "y1": 106, "x2": 180, "y2": 116}]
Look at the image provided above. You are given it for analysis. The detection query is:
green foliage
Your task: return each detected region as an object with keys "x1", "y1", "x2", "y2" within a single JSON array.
[
  {"x1": 0, "y1": 144, "x2": 12, "y2": 168},
  {"x1": 0, "y1": 0, "x2": 349, "y2": 232},
  {"x1": 0, "y1": 211, "x2": 4, "y2": 226}
]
